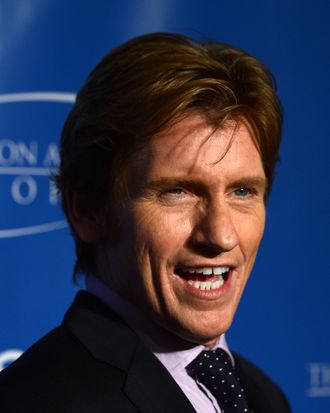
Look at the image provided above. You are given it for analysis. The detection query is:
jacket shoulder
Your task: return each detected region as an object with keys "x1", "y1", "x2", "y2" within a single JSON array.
[{"x1": 0, "y1": 322, "x2": 136, "y2": 412}]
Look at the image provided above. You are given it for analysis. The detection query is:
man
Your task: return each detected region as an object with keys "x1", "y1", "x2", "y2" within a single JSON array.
[{"x1": 0, "y1": 32, "x2": 291, "y2": 412}]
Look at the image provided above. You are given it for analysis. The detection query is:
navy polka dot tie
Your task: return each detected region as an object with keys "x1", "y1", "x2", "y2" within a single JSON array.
[{"x1": 186, "y1": 349, "x2": 251, "y2": 413}]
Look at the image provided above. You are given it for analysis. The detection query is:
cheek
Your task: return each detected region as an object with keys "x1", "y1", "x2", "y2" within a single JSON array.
[
  {"x1": 253, "y1": 210, "x2": 266, "y2": 246},
  {"x1": 235, "y1": 208, "x2": 265, "y2": 265},
  {"x1": 240, "y1": 206, "x2": 265, "y2": 242},
  {"x1": 134, "y1": 203, "x2": 192, "y2": 254}
]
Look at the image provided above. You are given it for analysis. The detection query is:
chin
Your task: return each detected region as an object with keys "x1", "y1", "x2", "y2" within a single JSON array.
[{"x1": 171, "y1": 316, "x2": 234, "y2": 347}]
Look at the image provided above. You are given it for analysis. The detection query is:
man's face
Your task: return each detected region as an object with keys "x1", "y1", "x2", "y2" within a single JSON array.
[{"x1": 101, "y1": 113, "x2": 266, "y2": 346}]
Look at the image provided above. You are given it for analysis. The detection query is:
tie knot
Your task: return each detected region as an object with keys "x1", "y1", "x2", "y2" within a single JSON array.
[{"x1": 187, "y1": 348, "x2": 233, "y2": 375}]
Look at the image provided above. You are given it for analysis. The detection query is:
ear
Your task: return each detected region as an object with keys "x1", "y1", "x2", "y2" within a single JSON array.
[{"x1": 66, "y1": 190, "x2": 103, "y2": 243}]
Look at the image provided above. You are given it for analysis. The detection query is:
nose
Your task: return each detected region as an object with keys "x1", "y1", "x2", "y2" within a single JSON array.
[{"x1": 189, "y1": 200, "x2": 239, "y2": 256}]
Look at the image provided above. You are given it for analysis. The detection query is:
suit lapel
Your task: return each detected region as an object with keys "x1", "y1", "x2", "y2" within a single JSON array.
[
  {"x1": 124, "y1": 341, "x2": 196, "y2": 413},
  {"x1": 234, "y1": 353, "x2": 278, "y2": 413},
  {"x1": 63, "y1": 291, "x2": 196, "y2": 413}
]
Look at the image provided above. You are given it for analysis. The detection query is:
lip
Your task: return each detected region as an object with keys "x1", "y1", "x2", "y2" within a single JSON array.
[
  {"x1": 176, "y1": 261, "x2": 238, "y2": 270},
  {"x1": 174, "y1": 260, "x2": 238, "y2": 279},
  {"x1": 174, "y1": 268, "x2": 235, "y2": 300}
]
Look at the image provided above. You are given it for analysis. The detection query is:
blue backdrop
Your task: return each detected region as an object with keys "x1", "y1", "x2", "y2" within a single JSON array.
[{"x1": 1, "y1": 1, "x2": 329, "y2": 412}]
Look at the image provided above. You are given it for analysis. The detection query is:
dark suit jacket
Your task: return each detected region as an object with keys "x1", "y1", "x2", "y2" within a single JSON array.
[{"x1": 0, "y1": 291, "x2": 291, "y2": 412}]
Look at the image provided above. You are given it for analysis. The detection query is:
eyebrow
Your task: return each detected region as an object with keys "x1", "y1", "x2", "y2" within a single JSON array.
[
  {"x1": 143, "y1": 177, "x2": 204, "y2": 192},
  {"x1": 226, "y1": 177, "x2": 267, "y2": 190},
  {"x1": 143, "y1": 176, "x2": 267, "y2": 193}
]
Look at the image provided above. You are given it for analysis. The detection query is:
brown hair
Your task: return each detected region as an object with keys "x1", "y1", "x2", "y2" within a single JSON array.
[{"x1": 55, "y1": 32, "x2": 283, "y2": 277}]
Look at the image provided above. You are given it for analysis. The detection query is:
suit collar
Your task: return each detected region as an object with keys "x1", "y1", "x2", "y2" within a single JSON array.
[
  {"x1": 63, "y1": 290, "x2": 137, "y2": 370},
  {"x1": 63, "y1": 291, "x2": 196, "y2": 413}
]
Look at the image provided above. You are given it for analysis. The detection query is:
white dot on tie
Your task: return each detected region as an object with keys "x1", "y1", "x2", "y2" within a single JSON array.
[
  {"x1": 238, "y1": 394, "x2": 242, "y2": 398},
  {"x1": 209, "y1": 365, "x2": 213, "y2": 368},
  {"x1": 234, "y1": 404, "x2": 238, "y2": 407},
  {"x1": 231, "y1": 384, "x2": 235, "y2": 388},
  {"x1": 228, "y1": 372, "x2": 232, "y2": 375},
  {"x1": 211, "y1": 376, "x2": 215, "y2": 379},
  {"x1": 199, "y1": 362, "x2": 203, "y2": 365},
  {"x1": 221, "y1": 380, "x2": 225, "y2": 383}
]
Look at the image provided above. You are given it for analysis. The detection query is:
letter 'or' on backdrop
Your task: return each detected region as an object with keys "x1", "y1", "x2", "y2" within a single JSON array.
[{"x1": 0, "y1": 1, "x2": 329, "y2": 412}]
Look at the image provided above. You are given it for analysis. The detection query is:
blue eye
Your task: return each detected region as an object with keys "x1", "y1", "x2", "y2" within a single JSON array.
[
  {"x1": 234, "y1": 188, "x2": 251, "y2": 197},
  {"x1": 166, "y1": 187, "x2": 184, "y2": 195}
]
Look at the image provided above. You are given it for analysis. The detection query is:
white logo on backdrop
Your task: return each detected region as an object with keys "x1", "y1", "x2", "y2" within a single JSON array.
[
  {"x1": 307, "y1": 363, "x2": 330, "y2": 397},
  {"x1": 0, "y1": 92, "x2": 75, "y2": 238},
  {"x1": 0, "y1": 349, "x2": 23, "y2": 371}
]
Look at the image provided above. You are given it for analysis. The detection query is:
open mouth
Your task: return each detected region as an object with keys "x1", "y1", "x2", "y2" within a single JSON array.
[{"x1": 175, "y1": 266, "x2": 231, "y2": 290}]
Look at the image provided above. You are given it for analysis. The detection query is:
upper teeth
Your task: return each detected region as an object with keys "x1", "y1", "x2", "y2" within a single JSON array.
[{"x1": 184, "y1": 266, "x2": 229, "y2": 275}]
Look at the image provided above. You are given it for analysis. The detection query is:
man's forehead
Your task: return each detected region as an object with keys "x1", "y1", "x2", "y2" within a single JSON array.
[
  {"x1": 145, "y1": 115, "x2": 256, "y2": 168},
  {"x1": 129, "y1": 113, "x2": 265, "y2": 188}
]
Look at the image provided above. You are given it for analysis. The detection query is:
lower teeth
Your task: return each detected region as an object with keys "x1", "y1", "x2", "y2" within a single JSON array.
[{"x1": 187, "y1": 275, "x2": 224, "y2": 290}]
